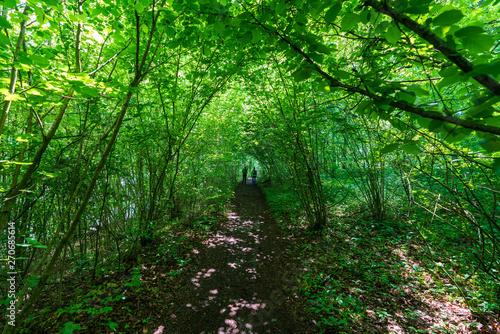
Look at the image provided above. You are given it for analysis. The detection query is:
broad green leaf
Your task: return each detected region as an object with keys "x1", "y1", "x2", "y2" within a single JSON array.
[
  {"x1": 166, "y1": 27, "x2": 176, "y2": 38},
  {"x1": 4, "y1": 94, "x2": 26, "y2": 101},
  {"x1": 60, "y1": 322, "x2": 82, "y2": 334},
  {"x1": 395, "y1": 90, "x2": 416, "y2": 104},
  {"x1": 108, "y1": 322, "x2": 119, "y2": 330},
  {"x1": 454, "y1": 25, "x2": 485, "y2": 38},
  {"x1": 355, "y1": 100, "x2": 372, "y2": 115},
  {"x1": 405, "y1": 5, "x2": 429, "y2": 14},
  {"x1": 380, "y1": 143, "x2": 400, "y2": 154},
  {"x1": 30, "y1": 54, "x2": 50, "y2": 68},
  {"x1": 275, "y1": 0, "x2": 286, "y2": 15},
  {"x1": 401, "y1": 142, "x2": 420, "y2": 155},
  {"x1": 480, "y1": 137, "x2": 500, "y2": 152},
  {"x1": 113, "y1": 33, "x2": 126, "y2": 43},
  {"x1": 324, "y1": 3, "x2": 342, "y2": 23},
  {"x1": 492, "y1": 158, "x2": 500, "y2": 174},
  {"x1": 240, "y1": 31, "x2": 253, "y2": 44},
  {"x1": 389, "y1": 118, "x2": 407, "y2": 131},
  {"x1": 332, "y1": 70, "x2": 351, "y2": 79},
  {"x1": 1, "y1": 0, "x2": 17, "y2": 8},
  {"x1": 433, "y1": 9, "x2": 463, "y2": 27},
  {"x1": 375, "y1": 21, "x2": 390, "y2": 35},
  {"x1": 385, "y1": 22, "x2": 401, "y2": 44},
  {"x1": 484, "y1": 116, "x2": 500, "y2": 127},
  {"x1": 0, "y1": 16, "x2": 13, "y2": 29},
  {"x1": 468, "y1": 96, "x2": 500, "y2": 118},
  {"x1": 214, "y1": 21, "x2": 225, "y2": 34},
  {"x1": 292, "y1": 68, "x2": 312, "y2": 82},
  {"x1": 444, "y1": 127, "x2": 468, "y2": 143},
  {"x1": 135, "y1": 2, "x2": 145, "y2": 13},
  {"x1": 26, "y1": 237, "x2": 38, "y2": 245},
  {"x1": 0, "y1": 33, "x2": 10, "y2": 45},
  {"x1": 80, "y1": 86, "x2": 99, "y2": 97},
  {"x1": 315, "y1": 43, "x2": 330, "y2": 54},
  {"x1": 406, "y1": 85, "x2": 429, "y2": 97},
  {"x1": 252, "y1": 30, "x2": 262, "y2": 43},
  {"x1": 230, "y1": 18, "x2": 241, "y2": 27},
  {"x1": 341, "y1": 13, "x2": 359, "y2": 31},
  {"x1": 436, "y1": 74, "x2": 463, "y2": 89},
  {"x1": 459, "y1": 34, "x2": 494, "y2": 54}
]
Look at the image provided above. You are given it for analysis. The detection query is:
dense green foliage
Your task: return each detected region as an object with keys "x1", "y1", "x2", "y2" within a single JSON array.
[{"x1": 1, "y1": 0, "x2": 500, "y2": 332}]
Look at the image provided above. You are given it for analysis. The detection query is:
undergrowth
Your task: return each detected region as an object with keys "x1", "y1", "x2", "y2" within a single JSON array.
[{"x1": 261, "y1": 182, "x2": 500, "y2": 333}]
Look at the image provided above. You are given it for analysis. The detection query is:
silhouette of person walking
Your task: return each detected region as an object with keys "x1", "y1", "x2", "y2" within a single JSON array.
[
  {"x1": 242, "y1": 166, "x2": 248, "y2": 185},
  {"x1": 251, "y1": 168, "x2": 257, "y2": 185}
]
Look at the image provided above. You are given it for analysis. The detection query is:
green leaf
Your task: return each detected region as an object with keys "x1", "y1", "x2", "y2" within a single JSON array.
[
  {"x1": 135, "y1": 2, "x2": 145, "y2": 13},
  {"x1": 252, "y1": 30, "x2": 262, "y2": 43},
  {"x1": 0, "y1": 16, "x2": 13, "y2": 29},
  {"x1": 60, "y1": 322, "x2": 82, "y2": 334},
  {"x1": 292, "y1": 68, "x2": 312, "y2": 82},
  {"x1": 454, "y1": 25, "x2": 485, "y2": 38},
  {"x1": 30, "y1": 54, "x2": 50, "y2": 68},
  {"x1": 437, "y1": 74, "x2": 463, "y2": 89},
  {"x1": 275, "y1": 0, "x2": 286, "y2": 15},
  {"x1": 0, "y1": 33, "x2": 10, "y2": 45},
  {"x1": 332, "y1": 70, "x2": 351, "y2": 79},
  {"x1": 405, "y1": 5, "x2": 429, "y2": 14},
  {"x1": 4, "y1": 94, "x2": 26, "y2": 101},
  {"x1": 341, "y1": 13, "x2": 359, "y2": 31},
  {"x1": 230, "y1": 18, "x2": 241, "y2": 27},
  {"x1": 433, "y1": 9, "x2": 463, "y2": 27},
  {"x1": 25, "y1": 237, "x2": 38, "y2": 245},
  {"x1": 459, "y1": 34, "x2": 494, "y2": 54},
  {"x1": 375, "y1": 21, "x2": 390, "y2": 35},
  {"x1": 480, "y1": 137, "x2": 500, "y2": 152},
  {"x1": 80, "y1": 86, "x2": 99, "y2": 97},
  {"x1": 315, "y1": 43, "x2": 330, "y2": 54},
  {"x1": 324, "y1": 3, "x2": 342, "y2": 23},
  {"x1": 395, "y1": 90, "x2": 416, "y2": 104},
  {"x1": 483, "y1": 116, "x2": 500, "y2": 127},
  {"x1": 492, "y1": 158, "x2": 500, "y2": 174},
  {"x1": 385, "y1": 22, "x2": 401, "y2": 44},
  {"x1": 108, "y1": 322, "x2": 119, "y2": 330},
  {"x1": 214, "y1": 20, "x2": 225, "y2": 34},
  {"x1": 240, "y1": 31, "x2": 253, "y2": 44},
  {"x1": 401, "y1": 142, "x2": 420, "y2": 155},
  {"x1": 380, "y1": 143, "x2": 400, "y2": 154},
  {"x1": 166, "y1": 27, "x2": 176, "y2": 38},
  {"x1": 406, "y1": 85, "x2": 429, "y2": 97},
  {"x1": 355, "y1": 100, "x2": 372, "y2": 115},
  {"x1": 1, "y1": 0, "x2": 17, "y2": 9}
]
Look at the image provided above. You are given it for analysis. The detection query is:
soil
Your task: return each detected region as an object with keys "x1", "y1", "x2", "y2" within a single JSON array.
[{"x1": 161, "y1": 183, "x2": 314, "y2": 333}]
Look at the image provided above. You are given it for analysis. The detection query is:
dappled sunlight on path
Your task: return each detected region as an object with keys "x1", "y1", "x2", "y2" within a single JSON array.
[{"x1": 163, "y1": 184, "x2": 310, "y2": 333}]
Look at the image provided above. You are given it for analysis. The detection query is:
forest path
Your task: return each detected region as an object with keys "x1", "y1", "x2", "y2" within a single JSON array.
[{"x1": 164, "y1": 183, "x2": 313, "y2": 333}]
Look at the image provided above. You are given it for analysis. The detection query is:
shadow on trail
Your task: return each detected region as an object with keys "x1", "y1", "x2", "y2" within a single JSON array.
[{"x1": 165, "y1": 184, "x2": 312, "y2": 333}]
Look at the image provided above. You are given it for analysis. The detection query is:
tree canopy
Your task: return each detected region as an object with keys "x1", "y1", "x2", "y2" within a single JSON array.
[{"x1": 1, "y1": 0, "x2": 500, "y2": 332}]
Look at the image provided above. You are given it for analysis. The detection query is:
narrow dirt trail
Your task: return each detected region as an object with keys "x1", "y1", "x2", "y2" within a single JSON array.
[{"x1": 164, "y1": 183, "x2": 313, "y2": 333}]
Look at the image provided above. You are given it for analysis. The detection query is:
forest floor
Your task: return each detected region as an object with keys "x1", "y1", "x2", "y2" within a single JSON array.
[
  {"x1": 23, "y1": 183, "x2": 499, "y2": 333},
  {"x1": 29, "y1": 183, "x2": 315, "y2": 334},
  {"x1": 152, "y1": 182, "x2": 314, "y2": 333}
]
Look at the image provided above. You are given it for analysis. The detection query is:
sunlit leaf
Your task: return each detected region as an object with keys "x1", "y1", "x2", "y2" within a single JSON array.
[
  {"x1": 385, "y1": 22, "x2": 401, "y2": 44},
  {"x1": 401, "y1": 142, "x2": 420, "y2": 155},
  {"x1": 0, "y1": 16, "x2": 13, "y2": 29},
  {"x1": 433, "y1": 9, "x2": 463, "y2": 27}
]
